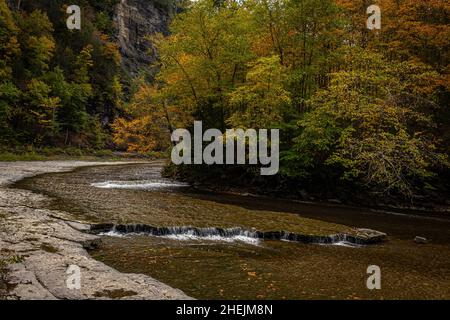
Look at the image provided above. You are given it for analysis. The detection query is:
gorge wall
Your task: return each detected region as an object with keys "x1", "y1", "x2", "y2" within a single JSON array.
[{"x1": 114, "y1": 0, "x2": 175, "y2": 77}]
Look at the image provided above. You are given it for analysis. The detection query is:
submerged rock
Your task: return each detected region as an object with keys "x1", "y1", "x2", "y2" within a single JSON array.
[
  {"x1": 414, "y1": 236, "x2": 428, "y2": 244},
  {"x1": 355, "y1": 228, "x2": 388, "y2": 244}
]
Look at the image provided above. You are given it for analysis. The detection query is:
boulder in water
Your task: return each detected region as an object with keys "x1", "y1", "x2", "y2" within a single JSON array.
[
  {"x1": 414, "y1": 236, "x2": 428, "y2": 244},
  {"x1": 355, "y1": 228, "x2": 387, "y2": 244}
]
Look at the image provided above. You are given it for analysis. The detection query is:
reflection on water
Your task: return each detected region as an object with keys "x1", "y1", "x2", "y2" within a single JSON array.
[{"x1": 14, "y1": 162, "x2": 450, "y2": 299}]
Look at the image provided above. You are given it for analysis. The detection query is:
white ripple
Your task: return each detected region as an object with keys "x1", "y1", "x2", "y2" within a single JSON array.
[
  {"x1": 161, "y1": 233, "x2": 260, "y2": 245},
  {"x1": 100, "y1": 230, "x2": 260, "y2": 245},
  {"x1": 91, "y1": 180, "x2": 189, "y2": 190}
]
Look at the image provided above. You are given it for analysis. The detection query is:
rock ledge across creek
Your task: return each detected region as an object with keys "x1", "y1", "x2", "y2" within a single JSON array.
[{"x1": 91, "y1": 224, "x2": 387, "y2": 246}]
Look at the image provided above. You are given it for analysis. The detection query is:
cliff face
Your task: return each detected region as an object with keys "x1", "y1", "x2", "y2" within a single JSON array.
[
  {"x1": 6, "y1": 0, "x2": 173, "y2": 77},
  {"x1": 114, "y1": 0, "x2": 174, "y2": 77}
]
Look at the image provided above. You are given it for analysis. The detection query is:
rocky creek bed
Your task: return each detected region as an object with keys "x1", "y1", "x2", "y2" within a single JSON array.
[
  {"x1": 2, "y1": 161, "x2": 449, "y2": 299},
  {"x1": 0, "y1": 161, "x2": 191, "y2": 300}
]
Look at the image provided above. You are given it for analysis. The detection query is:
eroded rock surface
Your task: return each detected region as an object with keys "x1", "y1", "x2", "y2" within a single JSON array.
[
  {"x1": 0, "y1": 161, "x2": 191, "y2": 300},
  {"x1": 114, "y1": 0, "x2": 174, "y2": 77}
]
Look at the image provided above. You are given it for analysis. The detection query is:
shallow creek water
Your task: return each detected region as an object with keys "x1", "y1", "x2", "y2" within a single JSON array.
[{"x1": 15, "y1": 162, "x2": 450, "y2": 299}]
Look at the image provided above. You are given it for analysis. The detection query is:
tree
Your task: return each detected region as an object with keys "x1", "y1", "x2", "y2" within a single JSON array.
[
  {"x1": 154, "y1": 0, "x2": 253, "y2": 130},
  {"x1": 0, "y1": 0, "x2": 19, "y2": 79},
  {"x1": 48, "y1": 46, "x2": 94, "y2": 144},
  {"x1": 90, "y1": 33, "x2": 123, "y2": 123},
  {"x1": 228, "y1": 55, "x2": 291, "y2": 129},
  {"x1": 112, "y1": 84, "x2": 176, "y2": 153},
  {"x1": 289, "y1": 48, "x2": 448, "y2": 197},
  {"x1": 0, "y1": 0, "x2": 20, "y2": 142},
  {"x1": 22, "y1": 78, "x2": 60, "y2": 144},
  {"x1": 16, "y1": 9, "x2": 55, "y2": 79}
]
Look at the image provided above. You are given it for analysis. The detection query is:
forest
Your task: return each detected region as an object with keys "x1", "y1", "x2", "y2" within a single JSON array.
[
  {"x1": 1, "y1": 0, "x2": 449, "y2": 204},
  {"x1": 0, "y1": 0, "x2": 126, "y2": 149}
]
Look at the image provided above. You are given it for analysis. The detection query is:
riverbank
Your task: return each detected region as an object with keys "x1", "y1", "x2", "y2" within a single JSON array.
[
  {"x1": 0, "y1": 161, "x2": 191, "y2": 300},
  {"x1": 0, "y1": 146, "x2": 167, "y2": 162},
  {"x1": 163, "y1": 164, "x2": 450, "y2": 215},
  {"x1": 6, "y1": 161, "x2": 449, "y2": 299}
]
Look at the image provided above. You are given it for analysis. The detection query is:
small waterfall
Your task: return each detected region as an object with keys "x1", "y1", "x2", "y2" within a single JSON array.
[
  {"x1": 94, "y1": 224, "x2": 260, "y2": 244},
  {"x1": 91, "y1": 224, "x2": 385, "y2": 246}
]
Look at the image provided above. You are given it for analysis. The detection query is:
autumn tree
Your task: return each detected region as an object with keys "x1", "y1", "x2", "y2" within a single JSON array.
[
  {"x1": 287, "y1": 48, "x2": 448, "y2": 198},
  {"x1": 154, "y1": 0, "x2": 253, "y2": 130},
  {"x1": 112, "y1": 84, "x2": 176, "y2": 153},
  {"x1": 0, "y1": 0, "x2": 20, "y2": 142},
  {"x1": 228, "y1": 55, "x2": 291, "y2": 129},
  {"x1": 0, "y1": 0, "x2": 126, "y2": 148}
]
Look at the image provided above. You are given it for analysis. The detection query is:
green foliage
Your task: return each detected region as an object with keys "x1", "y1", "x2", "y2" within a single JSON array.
[
  {"x1": 0, "y1": 0, "x2": 123, "y2": 149},
  {"x1": 16, "y1": 9, "x2": 55, "y2": 77},
  {"x1": 1, "y1": 0, "x2": 449, "y2": 202},
  {"x1": 154, "y1": 0, "x2": 254, "y2": 129},
  {"x1": 289, "y1": 49, "x2": 448, "y2": 196},
  {"x1": 142, "y1": 0, "x2": 450, "y2": 201},
  {"x1": 0, "y1": 0, "x2": 19, "y2": 79},
  {"x1": 228, "y1": 56, "x2": 291, "y2": 129},
  {"x1": 112, "y1": 84, "x2": 173, "y2": 153},
  {"x1": 0, "y1": 82, "x2": 19, "y2": 142}
]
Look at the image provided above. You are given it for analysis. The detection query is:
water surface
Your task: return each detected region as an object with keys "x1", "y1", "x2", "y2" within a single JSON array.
[{"x1": 15, "y1": 162, "x2": 450, "y2": 299}]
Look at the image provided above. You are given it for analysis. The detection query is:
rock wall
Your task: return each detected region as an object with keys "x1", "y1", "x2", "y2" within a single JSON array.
[
  {"x1": 114, "y1": 0, "x2": 174, "y2": 77},
  {"x1": 5, "y1": 0, "x2": 176, "y2": 83}
]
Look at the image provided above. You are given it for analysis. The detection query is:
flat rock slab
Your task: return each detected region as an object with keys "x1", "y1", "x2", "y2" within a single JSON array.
[
  {"x1": 355, "y1": 228, "x2": 387, "y2": 244},
  {"x1": 0, "y1": 161, "x2": 191, "y2": 300}
]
